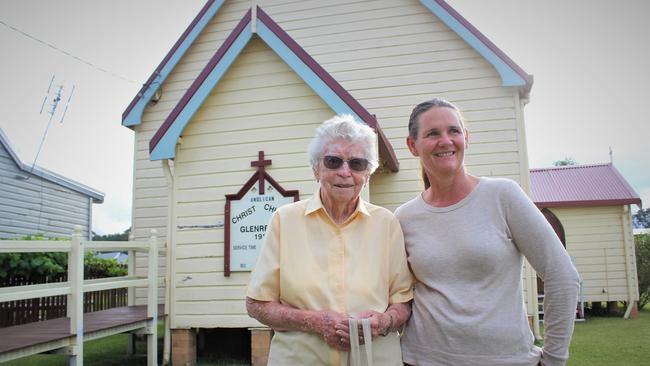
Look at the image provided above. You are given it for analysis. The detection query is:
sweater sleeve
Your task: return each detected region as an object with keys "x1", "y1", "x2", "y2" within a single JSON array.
[{"x1": 503, "y1": 181, "x2": 580, "y2": 366}]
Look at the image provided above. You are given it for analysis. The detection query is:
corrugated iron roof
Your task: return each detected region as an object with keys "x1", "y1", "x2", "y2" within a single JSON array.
[{"x1": 530, "y1": 163, "x2": 641, "y2": 208}]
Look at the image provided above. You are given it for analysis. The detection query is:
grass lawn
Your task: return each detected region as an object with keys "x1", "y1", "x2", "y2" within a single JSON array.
[
  {"x1": 2, "y1": 332, "x2": 150, "y2": 366},
  {"x1": 567, "y1": 307, "x2": 650, "y2": 366},
  {"x1": 3, "y1": 308, "x2": 648, "y2": 365}
]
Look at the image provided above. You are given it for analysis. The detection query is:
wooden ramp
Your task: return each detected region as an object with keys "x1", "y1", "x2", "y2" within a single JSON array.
[
  {"x1": 0, "y1": 228, "x2": 163, "y2": 365},
  {"x1": 0, "y1": 305, "x2": 165, "y2": 362}
]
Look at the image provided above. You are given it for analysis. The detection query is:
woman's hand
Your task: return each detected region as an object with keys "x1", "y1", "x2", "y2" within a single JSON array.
[
  {"x1": 353, "y1": 310, "x2": 391, "y2": 339},
  {"x1": 352, "y1": 302, "x2": 412, "y2": 340},
  {"x1": 316, "y1": 310, "x2": 351, "y2": 351},
  {"x1": 330, "y1": 310, "x2": 390, "y2": 346}
]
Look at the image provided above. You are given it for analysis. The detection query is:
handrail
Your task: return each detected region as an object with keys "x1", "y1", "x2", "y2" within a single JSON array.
[
  {"x1": 85, "y1": 241, "x2": 167, "y2": 255},
  {"x1": 0, "y1": 240, "x2": 166, "y2": 255},
  {"x1": 0, "y1": 241, "x2": 72, "y2": 253},
  {"x1": 0, "y1": 227, "x2": 159, "y2": 366},
  {"x1": 84, "y1": 240, "x2": 151, "y2": 251},
  {"x1": 0, "y1": 276, "x2": 163, "y2": 302},
  {"x1": 0, "y1": 281, "x2": 72, "y2": 302},
  {"x1": 83, "y1": 276, "x2": 151, "y2": 293}
]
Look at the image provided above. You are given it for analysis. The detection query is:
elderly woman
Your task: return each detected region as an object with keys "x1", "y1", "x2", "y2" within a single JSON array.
[
  {"x1": 395, "y1": 98, "x2": 580, "y2": 366},
  {"x1": 246, "y1": 114, "x2": 413, "y2": 365}
]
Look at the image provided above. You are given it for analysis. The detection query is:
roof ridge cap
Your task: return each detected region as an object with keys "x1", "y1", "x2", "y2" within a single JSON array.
[{"x1": 530, "y1": 162, "x2": 610, "y2": 172}]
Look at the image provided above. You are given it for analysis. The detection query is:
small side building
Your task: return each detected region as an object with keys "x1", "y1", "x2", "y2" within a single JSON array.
[
  {"x1": 0, "y1": 128, "x2": 104, "y2": 240},
  {"x1": 530, "y1": 163, "x2": 641, "y2": 317}
]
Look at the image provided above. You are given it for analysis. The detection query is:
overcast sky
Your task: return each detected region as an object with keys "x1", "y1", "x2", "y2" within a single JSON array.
[{"x1": 1, "y1": 0, "x2": 648, "y2": 235}]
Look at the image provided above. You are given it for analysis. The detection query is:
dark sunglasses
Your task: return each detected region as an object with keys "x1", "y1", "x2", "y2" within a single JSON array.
[{"x1": 322, "y1": 155, "x2": 369, "y2": 172}]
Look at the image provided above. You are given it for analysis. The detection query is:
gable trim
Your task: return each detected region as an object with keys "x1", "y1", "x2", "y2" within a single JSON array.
[
  {"x1": 420, "y1": 0, "x2": 533, "y2": 92},
  {"x1": 149, "y1": 10, "x2": 252, "y2": 160},
  {"x1": 256, "y1": 9, "x2": 378, "y2": 129},
  {"x1": 122, "y1": 0, "x2": 225, "y2": 127},
  {"x1": 149, "y1": 6, "x2": 399, "y2": 171}
]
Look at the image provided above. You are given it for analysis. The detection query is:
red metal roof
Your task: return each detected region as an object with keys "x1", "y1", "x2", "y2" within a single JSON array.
[{"x1": 529, "y1": 163, "x2": 641, "y2": 208}]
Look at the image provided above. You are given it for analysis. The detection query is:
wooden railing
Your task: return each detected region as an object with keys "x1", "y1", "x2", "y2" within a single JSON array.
[
  {"x1": 0, "y1": 227, "x2": 160, "y2": 366},
  {"x1": 1, "y1": 273, "x2": 129, "y2": 327}
]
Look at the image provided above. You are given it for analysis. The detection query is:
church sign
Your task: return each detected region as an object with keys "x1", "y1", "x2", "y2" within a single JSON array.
[{"x1": 224, "y1": 151, "x2": 299, "y2": 276}]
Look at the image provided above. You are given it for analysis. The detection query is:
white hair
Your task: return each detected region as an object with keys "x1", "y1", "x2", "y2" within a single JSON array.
[{"x1": 307, "y1": 114, "x2": 378, "y2": 174}]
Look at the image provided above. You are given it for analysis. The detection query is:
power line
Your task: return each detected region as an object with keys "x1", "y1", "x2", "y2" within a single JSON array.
[{"x1": 0, "y1": 19, "x2": 142, "y2": 86}]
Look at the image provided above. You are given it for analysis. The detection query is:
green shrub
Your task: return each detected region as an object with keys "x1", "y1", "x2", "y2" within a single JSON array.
[
  {"x1": 0, "y1": 251, "x2": 67, "y2": 280},
  {"x1": 0, "y1": 235, "x2": 68, "y2": 280},
  {"x1": 0, "y1": 235, "x2": 126, "y2": 281},
  {"x1": 636, "y1": 233, "x2": 650, "y2": 309},
  {"x1": 84, "y1": 252, "x2": 127, "y2": 278}
]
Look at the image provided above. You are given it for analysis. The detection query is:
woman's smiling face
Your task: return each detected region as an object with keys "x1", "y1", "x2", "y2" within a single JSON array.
[{"x1": 406, "y1": 106, "x2": 468, "y2": 178}]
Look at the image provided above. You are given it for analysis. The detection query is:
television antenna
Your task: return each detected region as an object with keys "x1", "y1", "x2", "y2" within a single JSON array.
[{"x1": 28, "y1": 75, "x2": 76, "y2": 174}]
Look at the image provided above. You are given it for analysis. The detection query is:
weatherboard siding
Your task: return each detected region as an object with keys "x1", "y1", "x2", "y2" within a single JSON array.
[
  {"x1": 131, "y1": 125, "x2": 170, "y2": 306},
  {"x1": 130, "y1": 0, "x2": 531, "y2": 317},
  {"x1": 550, "y1": 206, "x2": 639, "y2": 302}
]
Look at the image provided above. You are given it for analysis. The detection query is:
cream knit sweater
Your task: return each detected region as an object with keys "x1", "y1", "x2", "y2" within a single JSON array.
[{"x1": 395, "y1": 177, "x2": 580, "y2": 366}]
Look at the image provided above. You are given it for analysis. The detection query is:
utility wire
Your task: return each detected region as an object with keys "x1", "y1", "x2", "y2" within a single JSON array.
[{"x1": 0, "y1": 19, "x2": 143, "y2": 86}]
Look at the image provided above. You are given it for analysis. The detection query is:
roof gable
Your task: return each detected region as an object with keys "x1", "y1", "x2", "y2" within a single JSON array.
[
  {"x1": 0, "y1": 127, "x2": 23, "y2": 166},
  {"x1": 147, "y1": 6, "x2": 399, "y2": 171},
  {"x1": 122, "y1": 0, "x2": 225, "y2": 127},
  {"x1": 0, "y1": 128, "x2": 104, "y2": 203},
  {"x1": 530, "y1": 163, "x2": 641, "y2": 208},
  {"x1": 122, "y1": 0, "x2": 532, "y2": 128},
  {"x1": 419, "y1": 0, "x2": 532, "y2": 90}
]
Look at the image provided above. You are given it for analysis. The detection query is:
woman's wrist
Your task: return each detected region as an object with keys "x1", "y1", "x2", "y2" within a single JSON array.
[{"x1": 381, "y1": 312, "x2": 394, "y2": 336}]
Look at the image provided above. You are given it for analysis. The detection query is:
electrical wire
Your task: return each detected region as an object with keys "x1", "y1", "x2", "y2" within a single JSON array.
[{"x1": 0, "y1": 19, "x2": 142, "y2": 86}]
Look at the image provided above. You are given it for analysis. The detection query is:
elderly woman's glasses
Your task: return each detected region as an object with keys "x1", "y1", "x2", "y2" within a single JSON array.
[{"x1": 322, "y1": 156, "x2": 369, "y2": 172}]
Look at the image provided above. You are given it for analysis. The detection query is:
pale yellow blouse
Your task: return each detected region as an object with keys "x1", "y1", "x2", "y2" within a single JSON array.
[{"x1": 247, "y1": 191, "x2": 414, "y2": 366}]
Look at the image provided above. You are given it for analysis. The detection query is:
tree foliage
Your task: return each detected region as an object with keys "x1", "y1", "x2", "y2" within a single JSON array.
[
  {"x1": 84, "y1": 252, "x2": 127, "y2": 277},
  {"x1": 0, "y1": 235, "x2": 67, "y2": 280},
  {"x1": 633, "y1": 208, "x2": 650, "y2": 229},
  {"x1": 0, "y1": 252, "x2": 66, "y2": 280},
  {"x1": 636, "y1": 233, "x2": 650, "y2": 310},
  {"x1": 553, "y1": 157, "x2": 578, "y2": 166},
  {"x1": 0, "y1": 234, "x2": 126, "y2": 281},
  {"x1": 92, "y1": 227, "x2": 131, "y2": 241}
]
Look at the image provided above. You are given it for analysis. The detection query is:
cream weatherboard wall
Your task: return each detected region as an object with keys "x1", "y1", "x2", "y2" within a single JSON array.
[
  {"x1": 549, "y1": 205, "x2": 639, "y2": 304},
  {"x1": 129, "y1": 0, "x2": 536, "y2": 326}
]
